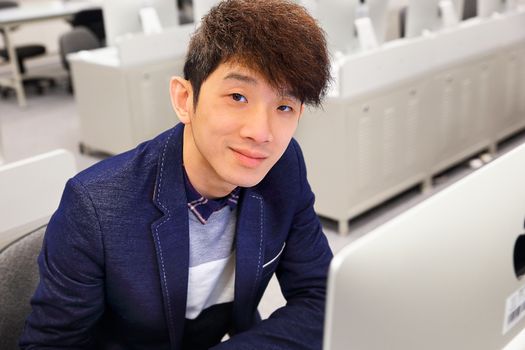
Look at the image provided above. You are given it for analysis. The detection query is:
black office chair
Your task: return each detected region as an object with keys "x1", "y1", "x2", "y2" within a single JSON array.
[
  {"x1": 59, "y1": 27, "x2": 102, "y2": 93},
  {"x1": 69, "y1": 8, "x2": 106, "y2": 46},
  {"x1": 0, "y1": 1, "x2": 55, "y2": 96}
]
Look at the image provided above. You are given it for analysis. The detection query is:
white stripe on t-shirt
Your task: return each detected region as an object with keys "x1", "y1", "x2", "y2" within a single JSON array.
[{"x1": 185, "y1": 253, "x2": 235, "y2": 320}]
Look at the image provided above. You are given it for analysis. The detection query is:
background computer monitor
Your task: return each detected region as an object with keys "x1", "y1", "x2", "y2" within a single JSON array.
[
  {"x1": 405, "y1": 0, "x2": 442, "y2": 37},
  {"x1": 324, "y1": 143, "x2": 525, "y2": 350},
  {"x1": 317, "y1": 0, "x2": 359, "y2": 54},
  {"x1": 478, "y1": 0, "x2": 504, "y2": 17},
  {"x1": 366, "y1": 0, "x2": 390, "y2": 44},
  {"x1": 102, "y1": 0, "x2": 180, "y2": 46},
  {"x1": 192, "y1": 0, "x2": 219, "y2": 26},
  {"x1": 296, "y1": 0, "x2": 319, "y2": 18}
]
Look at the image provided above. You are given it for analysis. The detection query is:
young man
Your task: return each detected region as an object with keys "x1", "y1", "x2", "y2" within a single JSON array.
[{"x1": 20, "y1": 0, "x2": 333, "y2": 349}]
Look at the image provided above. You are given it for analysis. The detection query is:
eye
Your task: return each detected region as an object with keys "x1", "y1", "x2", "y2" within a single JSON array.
[
  {"x1": 231, "y1": 93, "x2": 247, "y2": 103},
  {"x1": 277, "y1": 105, "x2": 293, "y2": 112}
]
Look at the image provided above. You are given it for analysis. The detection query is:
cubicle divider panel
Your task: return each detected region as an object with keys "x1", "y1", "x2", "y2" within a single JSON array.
[
  {"x1": 428, "y1": 54, "x2": 496, "y2": 175},
  {"x1": 72, "y1": 62, "x2": 136, "y2": 155},
  {"x1": 296, "y1": 100, "x2": 351, "y2": 223},
  {"x1": 343, "y1": 79, "x2": 431, "y2": 219},
  {"x1": 296, "y1": 41, "x2": 525, "y2": 234},
  {"x1": 297, "y1": 75, "x2": 433, "y2": 234},
  {"x1": 496, "y1": 44, "x2": 525, "y2": 142},
  {"x1": 72, "y1": 54, "x2": 186, "y2": 155},
  {"x1": 126, "y1": 57, "x2": 185, "y2": 143},
  {"x1": 0, "y1": 149, "x2": 76, "y2": 235}
]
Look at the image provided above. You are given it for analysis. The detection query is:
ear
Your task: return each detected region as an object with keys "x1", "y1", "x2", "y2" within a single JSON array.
[{"x1": 169, "y1": 76, "x2": 193, "y2": 124}]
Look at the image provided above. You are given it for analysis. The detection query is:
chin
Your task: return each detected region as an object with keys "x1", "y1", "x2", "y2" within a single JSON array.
[{"x1": 227, "y1": 172, "x2": 267, "y2": 189}]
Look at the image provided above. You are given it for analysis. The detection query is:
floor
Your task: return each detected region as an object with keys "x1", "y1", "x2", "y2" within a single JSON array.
[{"x1": 1, "y1": 56, "x2": 524, "y2": 319}]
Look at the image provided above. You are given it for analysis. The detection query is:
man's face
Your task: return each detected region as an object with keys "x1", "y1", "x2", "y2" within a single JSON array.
[{"x1": 178, "y1": 62, "x2": 303, "y2": 198}]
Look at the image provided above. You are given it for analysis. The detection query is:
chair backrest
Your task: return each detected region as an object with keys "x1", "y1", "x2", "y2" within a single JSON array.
[
  {"x1": 462, "y1": 0, "x2": 477, "y2": 19},
  {"x1": 0, "y1": 1, "x2": 17, "y2": 10},
  {"x1": 0, "y1": 149, "x2": 76, "y2": 233},
  {"x1": 71, "y1": 8, "x2": 106, "y2": 44},
  {"x1": 59, "y1": 27, "x2": 102, "y2": 71},
  {"x1": 0, "y1": 224, "x2": 46, "y2": 350}
]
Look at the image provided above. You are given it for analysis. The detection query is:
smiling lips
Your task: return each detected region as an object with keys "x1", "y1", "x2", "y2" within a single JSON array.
[{"x1": 231, "y1": 147, "x2": 268, "y2": 168}]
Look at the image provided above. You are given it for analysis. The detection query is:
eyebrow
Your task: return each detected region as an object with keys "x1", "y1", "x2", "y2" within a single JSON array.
[
  {"x1": 223, "y1": 72, "x2": 301, "y2": 103},
  {"x1": 223, "y1": 73, "x2": 258, "y2": 85}
]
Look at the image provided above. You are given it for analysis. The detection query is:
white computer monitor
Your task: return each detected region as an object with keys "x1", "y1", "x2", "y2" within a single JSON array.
[
  {"x1": 297, "y1": 0, "x2": 319, "y2": 18},
  {"x1": 192, "y1": 0, "x2": 219, "y2": 26},
  {"x1": 317, "y1": 0, "x2": 359, "y2": 54},
  {"x1": 478, "y1": 0, "x2": 504, "y2": 17},
  {"x1": 324, "y1": 143, "x2": 525, "y2": 350},
  {"x1": 405, "y1": 0, "x2": 442, "y2": 37},
  {"x1": 366, "y1": 0, "x2": 390, "y2": 44},
  {"x1": 102, "y1": 0, "x2": 179, "y2": 46}
]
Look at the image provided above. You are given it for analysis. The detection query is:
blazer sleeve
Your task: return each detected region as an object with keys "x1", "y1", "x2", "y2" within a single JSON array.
[
  {"x1": 19, "y1": 177, "x2": 105, "y2": 349},
  {"x1": 212, "y1": 140, "x2": 334, "y2": 350}
]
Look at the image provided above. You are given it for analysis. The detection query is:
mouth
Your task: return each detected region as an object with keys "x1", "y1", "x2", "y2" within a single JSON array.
[{"x1": 230, "y1": 148, "x2": 268, "y2": 168}]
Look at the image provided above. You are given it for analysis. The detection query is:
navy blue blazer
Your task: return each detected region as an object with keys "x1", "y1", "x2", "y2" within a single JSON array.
[{"x1": 20, "y1": 124, "x2": 333, "y2": 349}]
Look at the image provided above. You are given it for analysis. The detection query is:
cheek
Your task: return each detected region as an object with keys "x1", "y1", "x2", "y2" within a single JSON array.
[
  {"x1": 194, "y1": 107, "x2": 237, "y2": 140},
  {"x1": 272, "y1": 119, "x2": 298, "y2": 146}
]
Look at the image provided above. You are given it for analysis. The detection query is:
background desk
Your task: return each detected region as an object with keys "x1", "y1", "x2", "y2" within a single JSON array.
[{"x1": 0, "y1": 0, "x2": 99, "y2": 107}]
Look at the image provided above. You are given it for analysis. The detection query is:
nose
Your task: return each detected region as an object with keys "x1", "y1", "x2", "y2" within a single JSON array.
[{"x1": 239, "y1": 106, "x2": 273, "y2": 143}]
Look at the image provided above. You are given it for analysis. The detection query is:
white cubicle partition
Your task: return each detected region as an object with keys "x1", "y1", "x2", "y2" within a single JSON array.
[
  {"x1": 338, "y1": 10, "x2": 525, "y2": 100},
  {"x1": 0, "y1": 149, "x2": 76, "y2": 235},
  {"x1": 0, "y1": 123, "x2": 4, "y2": 166},
  {"x1": 296, "y1": 9, "x2": 525, "y2": 234},
  {"x1": 70, "y1": 26, "x2": 192, "y2": 155},
  {"x1": 116, "y1": 24, "x2": 194, "y2": 67}
]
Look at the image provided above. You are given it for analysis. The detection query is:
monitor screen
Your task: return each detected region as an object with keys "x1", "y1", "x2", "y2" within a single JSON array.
[
  {"x1": 478, "y1": 0, "x2": 504, "y2": 17},
  {"x1": 192, "y1": 0, "x2": 219, "y2": 25},
  {"x1": 405, "y1": 0, "x2": 442, "y2": 37},
  {"x1": 102, "y1": 0, "x2": 179, "y2": 46},
  {"x1": 366, "y1": 0, "x2": 390, "y2": 44},
  {"x1": 324, "y1": 143, "x2": 525, "y2": 350},
  {"x1": 317, "y1": 0, "x2": 359, "y2": 54}
]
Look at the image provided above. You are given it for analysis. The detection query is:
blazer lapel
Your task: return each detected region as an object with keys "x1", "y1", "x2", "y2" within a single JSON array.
[
  {"x1": 151, "y1": 125, "x2": 189, "y2": 350},
  {"x1": 233, "y1": 189, "x2": 266, "y2": 332}
]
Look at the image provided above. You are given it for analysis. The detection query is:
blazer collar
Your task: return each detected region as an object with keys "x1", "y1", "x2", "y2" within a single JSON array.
[{"x1": 151, "y1": 124, "x2": 189, "y2": 350}]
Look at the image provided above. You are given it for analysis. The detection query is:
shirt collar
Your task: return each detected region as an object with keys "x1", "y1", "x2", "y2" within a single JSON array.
[{"x1": 183, "y1": 167, "x2": 240, "y2": 225}]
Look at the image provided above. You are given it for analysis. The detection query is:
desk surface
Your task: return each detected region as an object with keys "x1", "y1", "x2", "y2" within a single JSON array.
[
  {"x1": 69, "y1": 47, "x2": 119, "y2": 67},
  {"x1": 0, "y1": 1, "x2": 99, "y2": 26}
]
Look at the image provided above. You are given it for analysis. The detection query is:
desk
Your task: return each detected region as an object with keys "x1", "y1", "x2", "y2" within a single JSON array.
[{"x1": 0, "y1": 1, "x2": 99, "y2": 107}]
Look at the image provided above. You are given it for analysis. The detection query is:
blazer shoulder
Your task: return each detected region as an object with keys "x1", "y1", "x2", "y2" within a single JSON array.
[{"x1": 74, "y1": 127, "x2": 178, "y2": 190}]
